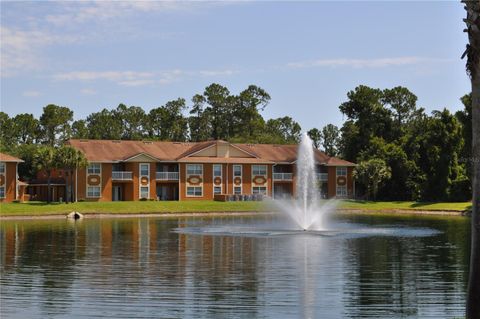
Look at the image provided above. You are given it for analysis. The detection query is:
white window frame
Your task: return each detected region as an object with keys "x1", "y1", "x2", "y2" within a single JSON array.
[
  {"x1": 214, "y1": 186, "x2": 222, "y2": 195},
  {"x1": 252, "y1": 186, "x2": 267, "y2": 195},
  {"x1": 213, "y1": 164, "x2": 222, "y2": 195},
  {"x1": 336, "y1": 185, "x2": 347, "y2": 197},
  {"x1": 187, "y1": 164, "x2": 203, "y2": 175},
  {"x1": 87, "y1": 163, "x2": 101, "y2": 174},
  {"x1": 139, "y1": 163, "x2": 150, "y2": 199},
  {"x1": 252, "y1": 165, "x2": 267, "y2": 176},
  {"x1": 87, "y1": 186, "x2": 101, "y2": 198},
  {"x1": 0, "y1": 186, "x2": 5, "y2": 198},
  {"x1": 0, "y1": 162, "x2": 5, "y2": 174},
  {"x1": 234, "y1": 186, "x2": 242, "y2": 195},
  {"x1": 233, "y1": 165, "x2": 242, "y2": 194},
  {"x1": 187, "y1": 186, "x2": 202, "y2": 197},
  {"x1": 336, "y1": 167, "x2": 347, "y2": 176}
]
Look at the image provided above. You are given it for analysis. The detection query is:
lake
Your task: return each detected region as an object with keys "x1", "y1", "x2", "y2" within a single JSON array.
[{"x1": 0, "y1": 213, "x2": 470, "y2": 318}]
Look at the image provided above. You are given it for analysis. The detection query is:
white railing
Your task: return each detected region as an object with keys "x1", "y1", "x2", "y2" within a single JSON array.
[
  {"x1": 317, "y1": 173, "x2": 328, "y2": 181},
  {"x1": 112, "y1": 171, "x2": 133, "y2": 180},
  {"x1": 156, "y1": 172, "x2": 179, "y2": 180},
  {"x1": 273, "y1": 173, "x2": 293, "y2": 181}
]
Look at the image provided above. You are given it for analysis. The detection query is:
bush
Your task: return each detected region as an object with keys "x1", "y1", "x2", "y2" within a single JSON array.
[{"x1": 449, "y1": 178, "x2": 471, "y2": 202}]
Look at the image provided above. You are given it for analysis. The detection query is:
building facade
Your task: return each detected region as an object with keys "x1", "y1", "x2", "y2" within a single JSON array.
[
  {"x1": 0, "y1": 153, "x2": 24, "y2": 202},
  {"x1": 64, "y1": 139, "x2": 356, "y2": 202}
]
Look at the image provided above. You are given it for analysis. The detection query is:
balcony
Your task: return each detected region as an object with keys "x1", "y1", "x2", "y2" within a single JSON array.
[
  {"x1": 156, "y1": 172, "x2": 179, "y2": 181},
  {"x1": 273, "y1": 173, "x2": 293, "y2": 181},
  {"x1": 317, "y1": 173, "x2": 328, "y2": 182},
  {"x1": 112, "y1": 171, "x2": 133, "y2": 180}
]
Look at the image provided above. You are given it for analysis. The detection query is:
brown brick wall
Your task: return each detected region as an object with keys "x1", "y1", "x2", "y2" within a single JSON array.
[{"x1": 0, "y1": 162, "x2": 17, "y2": 202}]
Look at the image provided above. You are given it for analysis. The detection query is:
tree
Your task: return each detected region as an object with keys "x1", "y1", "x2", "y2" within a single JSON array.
[
  {"x1": 322, "y1": 124, "x2": 340, "y2": 157},
  {"x1": 307, "y1": 128, "x2": 322, "y2": 149},
  {"x1": 0, "y1": 112, "x2": 14, "y2": 151},
  {"x1": 147, "y1": 98, "x2": 188, "y2": 141},
  {"x1": 235, "y1": 85, "x2": 270, "y2": 139},
  {"x1": 203, "y1": 83, "x2": 231, "y2": 140},
  {"x1": 265, "y1": 116, "x2": 301, "y2": 144},
  {"x1": 114, "y1": 104, "x2": 147, "y2": 140},
  {"x1": 13, "y1": 113, "x2": 40, "y2": 144},
  {"x1": 71, "y1": 120, "x2": 89, "y2": 139},
  {"x1": 39, "y1": 104, "x2": 74, "y2": 146},
  {"x1": 382, "y1": 86, "x2": 418, "y2": 128},
  {"x1": 188, "y1": 94, "x2": 212, "y2": 142},
  {"x1": 33, "y1": 146, "x2": 57, "y2": 203},
  {"x1": 55, "y1": 146, "x2": 88, "y2": 203},
  {"x1": 86, "y1": 108, "x2": 122, "y2": 140},
  {"x1": 462, "y1": 1, "x2": 480, "y2": 317},
  {"x1": 353, "y1": 159, "x2": 392, "y2": 200}
]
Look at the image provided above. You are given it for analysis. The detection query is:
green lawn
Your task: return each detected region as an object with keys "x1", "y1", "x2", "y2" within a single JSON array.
[
  {"x1": 0, "y1": 200, "x2": 268, "y2": 216},
  {"x1": 338, "y1": 200, "x2": 472, "y2": 212},
  {"x1": 0, "y1": 200, "x2": 471, "y2": 217}
]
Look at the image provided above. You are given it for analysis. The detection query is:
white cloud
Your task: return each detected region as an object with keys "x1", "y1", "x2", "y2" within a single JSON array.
[
  {"x1": 286, "y1": 57, "x2": 450, "y2": 69},
  {"x1": 22, "y1": 90, "x2": 41, "y2": 97},
  {"x1": 80, "y1": 88, "x2": 97, "y2": 95},
  {"x1": 53, "y1": 68, "x2": 236, "y2": 86}
]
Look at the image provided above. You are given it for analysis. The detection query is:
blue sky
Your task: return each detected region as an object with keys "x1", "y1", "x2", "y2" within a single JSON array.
[{"x1": 0, "y1": 1, "x2": 470, "y2": 131}]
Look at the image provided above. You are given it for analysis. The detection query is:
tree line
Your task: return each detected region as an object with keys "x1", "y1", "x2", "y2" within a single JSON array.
[{"x1": 0, "y1": 83, "x2": 472, "y2": 201}]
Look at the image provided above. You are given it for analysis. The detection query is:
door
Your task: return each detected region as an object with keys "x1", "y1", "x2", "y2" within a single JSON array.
[{"x1": 112, "y1": 186, "x2": 122, "y2": 201}]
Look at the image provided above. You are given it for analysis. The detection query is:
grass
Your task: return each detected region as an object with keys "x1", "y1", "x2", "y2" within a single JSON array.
[
  {"x1": 338, "y1": 200, "x2": 472, "y2": 212},
  {"x1": 0, "y1": 200, "x2": 472, "y2": 217},
  {"x1": 0, "y1": 200, "x2": 268, "y2": 216}
]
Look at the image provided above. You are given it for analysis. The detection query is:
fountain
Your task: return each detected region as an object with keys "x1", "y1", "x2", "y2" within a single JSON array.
[{"x1": 276, "y1": 133, "x2": 337, "y2": 231}]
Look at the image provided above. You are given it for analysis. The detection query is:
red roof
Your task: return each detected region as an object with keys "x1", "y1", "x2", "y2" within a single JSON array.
[
  {"x1": 0, "y1": 152, "x2": 23, "y2": 162},
  {"x1": 67, "y1": 139, "x2": 356, "y2": 166}
]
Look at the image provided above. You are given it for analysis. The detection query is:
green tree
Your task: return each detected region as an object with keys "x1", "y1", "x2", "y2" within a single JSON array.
[
  {"x1": 462, "y1": 1, "x2": 480, "y2": 317},
  {"x1": 86, "y1": 109, "x2": 122, "y2": 140},
  {"x1": 55, "y1": 146, "x2": 88, "y2": 203},
  {"x1": 322, "y1": 124, "x2": 340, "y2": 157},
  {"x1": 264, "y1": 116, "x2": 301, "y2": 144},
  {"x1": 71, "y1": 120, "x2": 89, "y2": 139},
  {"x1": 382, "y1": 86, "x2": 418, "y2": 129},
  {"x1": 0, "y1": 112, "x2": 14, "y2": 151},
  {"x1": 39, "y1": 104, "x2": 74, "y2": 146},
  {"x1": 353, "y1": 159, "x2": 392, "y2": 200},
  {"x1": 114, "y1": 104, "x2": 147, "y2": 140},
  {"x1": 203, "y1": 83, "x2": 231, "y2": 140},
  {"x1": 33, "y1": 146, "x2": 57, "y2": 203},
  {"x1": 235, "y1": 85, "x2": 270, "y2": 139},
  {"x1": 13, "y1": 113, "x2": 40, "y2": 144},
  {"x1": 188, "y1": 94, "x2": 212, "y2": 142},
  {"x1": 148, "y1": 98, "x2": 188, "y2": 141},
  {"x1": 307, "y1": 128, "x2": 322, "y2": 149}
]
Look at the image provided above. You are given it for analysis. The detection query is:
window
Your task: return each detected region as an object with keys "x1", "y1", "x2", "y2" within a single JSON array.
[
  {"x1": 0, "y1": 162, "x2": 5, "y2": 174},
  {"x1": 187, "y1": 186, "x2": 202, "y2": 197},
  {"x1": 187, "y1": 164, "x2": 202, "y2": 175},
  {"x1": 336, "y1": 167, "x2": 347, "y2": 176},
  {"x1": 214, "y1": 186, "x2": 222, "y2": 195},
  {"x1": 233, "y1": 165, "x2": 242, "y2": 177},
  {"x1": 87, "y1": 186, "x2": 101, "y2": 198},
  {"x1": 234, "y1": 187, "x2": 242, "y2": 195},
  {"x1": 336, "y1": 185, "x2": 347, "y2": 197},
  {"x1": 252, "y1": 187, "x2": 267, "y2": 195},
  {"x1": 140, "y1": 164, "x2": 149, "y2": 176},
  {"x1": 252, "y1": 165, "x2": 267, "y2": 176},
  {"x1": 140, "y1": 187, "x2": 149, "y2": 199},
  {"x1": 0, "y1": 186, "x2": 4, "y2": 198},
  {"x1": 213, "y1": 164, "x2": 222, "y2": 177},
  {"x1": 87, "y1": 163, "x2": 101, "y2": 174}
]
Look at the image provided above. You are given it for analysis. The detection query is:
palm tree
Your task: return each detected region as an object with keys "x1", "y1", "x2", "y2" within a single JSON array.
[
  {"x1": 33, "y1": 146, "x2": 57, "y2": 203},
  {"x1": 55, "y1": 146, "x2": 88, "y2": 203},
  {"x1": 462, "y1": 1, "x2": 480, "y2": 318}
]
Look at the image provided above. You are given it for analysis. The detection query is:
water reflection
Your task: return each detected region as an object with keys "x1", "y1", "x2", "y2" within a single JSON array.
[{"x1": 0, "y1": 214, "x2": 469, "y2": 319}]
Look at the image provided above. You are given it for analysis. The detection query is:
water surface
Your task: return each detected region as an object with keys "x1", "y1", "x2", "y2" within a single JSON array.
[{"x1": 0, "y1": 214, "x2": 470, "y2": 318}]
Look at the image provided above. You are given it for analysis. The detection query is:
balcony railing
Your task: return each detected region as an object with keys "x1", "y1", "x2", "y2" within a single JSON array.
[
  {"x1": 317, "y1": 173, "x2": 328, "y2": 181},
  {"x1": 156, "y1": 172, "x2": 179, "y2": 181},
  {"x1": 273, "y1": 173, "x2": 293, "y2": 181},
  {"x1": 112, "y1": 171, "x2": 133, "y2": 180}
]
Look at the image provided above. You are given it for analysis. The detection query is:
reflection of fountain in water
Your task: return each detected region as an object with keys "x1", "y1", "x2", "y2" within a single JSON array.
[{"x1": 276, "y1": 133, "x2": 337, "y2": 231}]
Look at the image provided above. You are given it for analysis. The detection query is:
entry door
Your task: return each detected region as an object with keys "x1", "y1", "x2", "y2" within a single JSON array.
[{"x1": 112, "y1": 186, "x2": 122, "y2": 201}]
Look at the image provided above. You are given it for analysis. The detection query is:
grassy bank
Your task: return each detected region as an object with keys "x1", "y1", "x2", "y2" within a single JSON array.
[
  {"x1": 338, "y1": 200, "x2": 472, "y2": 212},
  {"x1": 0, "y1": 200, "x2": 472, "y2": 217},
  {"x1": 0, "y1": 201, "x2": 268, "y2": 216}
]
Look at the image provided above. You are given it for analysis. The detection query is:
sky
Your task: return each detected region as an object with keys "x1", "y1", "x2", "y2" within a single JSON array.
[{"x1": 0, "y1": 1, "x2": 471, "y2": 131}]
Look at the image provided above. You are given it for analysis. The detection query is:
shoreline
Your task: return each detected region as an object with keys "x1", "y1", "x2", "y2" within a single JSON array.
[{"x1": 0, "y1": 208, "x2": 470, "y2": 221}]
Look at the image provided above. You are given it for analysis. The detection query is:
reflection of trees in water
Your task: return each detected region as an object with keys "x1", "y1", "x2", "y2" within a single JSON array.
[{"x1": 341, "y1": 215, "x2": 469, "y2": 318}]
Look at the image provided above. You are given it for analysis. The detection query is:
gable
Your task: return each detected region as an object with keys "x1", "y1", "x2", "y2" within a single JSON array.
[
  {"x1": 123, "y1": 153, "x2": 158, "y2": 162},
  {"x1": 190, "y1": 143, "x2": 255, "y2": 158}
]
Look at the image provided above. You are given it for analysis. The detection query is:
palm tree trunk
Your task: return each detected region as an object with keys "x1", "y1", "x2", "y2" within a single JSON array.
[{"x1": 467, "y1": 68, "x2": 480, "y2": 319}]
